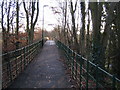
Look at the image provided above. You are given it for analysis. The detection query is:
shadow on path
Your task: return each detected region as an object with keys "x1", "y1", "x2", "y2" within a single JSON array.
[{"x1": 9, "y1": 40, "x2": 72, "y2": 88}]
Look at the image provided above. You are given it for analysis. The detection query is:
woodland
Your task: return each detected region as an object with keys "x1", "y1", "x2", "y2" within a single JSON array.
[{"x1": 0, "y1": 0, "x2": 120, "y2": 80}]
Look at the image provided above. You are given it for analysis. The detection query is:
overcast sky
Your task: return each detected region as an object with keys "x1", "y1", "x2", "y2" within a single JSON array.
[
  {"x1": 0, "y1": 0, "x2": 81, "y2": 32},
  {"x1": 0, "y1": 0, "x2": 60, "y2": 32},
  {"x1": 1, "y1": 0, "x2": 118, "y2": 32},
  {"x1": 38, "y1": 0, "x2": 59, "y2": 31}
]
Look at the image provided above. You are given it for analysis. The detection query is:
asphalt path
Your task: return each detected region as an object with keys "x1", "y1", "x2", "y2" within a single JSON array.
[{"x1": 9, "y1": 40, "x2": 72, "y2": 88}]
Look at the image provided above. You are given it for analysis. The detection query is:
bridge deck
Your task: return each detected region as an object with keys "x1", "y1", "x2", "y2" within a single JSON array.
[{"x1": 9, "y1": 40, "x2": 72, "y2": 88}]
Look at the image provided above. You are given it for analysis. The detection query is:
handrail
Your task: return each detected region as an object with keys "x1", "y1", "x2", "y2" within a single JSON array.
[
  {"x1": 1, "y1": 39, "x2": 43, "y2": 89},
  {"x1": 56, "y1": 40, "x2": 120, "y2": 89}
]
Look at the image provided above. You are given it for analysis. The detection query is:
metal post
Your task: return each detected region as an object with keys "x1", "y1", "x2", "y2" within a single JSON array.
[
  {"x1": 67, "y1": 48, "x2": 69, "y2": 65},
  {"x1": 42, "y1": 5, "x2": 48, "y2": 46},
  {"x1": 72, "y1": 50, "x2": 74, "y2": 78},
  {"x1": 79, "y1": 56, "x2": 82, "y2": 88},
  {"x1": 7, "y1": 53, "x2": 12, "y2": 82},
  {"x1": 75, "y1": 54, "x2": 78, "y2": 80},
  {"x1": 112, "y1": 75, "x2": 116, "y2": 89},
  {"x1": 68, "y1": 48, "x2": 71, "y2": 67},
  {"x1": 42, "y1": 6, "x2": 44, "y2": 46},
  {"x1": 24, "y1": 47, "x2": 26, "y2": 68},
  {"x1": 15, "y1": 50, "x2": 18, "y2": 75},
  {"x1": 96, "y1": 64, "x2": 99, "y2": 89},
  {"x1": 20, "y1": 49, "x2": 23, "y2": 72},
  {"x1": 86, "y1": 60, "x2": 89, "y2": 89}
]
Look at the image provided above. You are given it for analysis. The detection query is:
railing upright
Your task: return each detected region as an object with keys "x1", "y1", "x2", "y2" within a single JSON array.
[
  {"x1": 75, "y1": 54, "x2": 78, "y2": 80},
  {"x1": 96, "y1": 65, "x2": 98, "y2": 89},
  {"x1": 20, "y1": 48, "x2": 23, "y2": 72},
  {"x1": 56, "y1": 40, "x2": 120, "y2": 89},
  {"x1": 24, "y1": 46, "x2": 26, "y2": 68},
  {"x1": 7, "y1": 53, "x2": 12, "y2": 83},
  {"x1": 2, "y1": 39, "x2": 43, "y2": 89},
  {"x1": 86, "y1": 60, "x2": 89, "y2": 89},
  {"x1": 71, "y1": 50, "x2": 74, "y2": 78},
  {"x1": 79, "y1": 56, "x2": 82, "y2": 88},
  {"x1": 112, "y1": 75, "x2": 116, "y2": 89}
]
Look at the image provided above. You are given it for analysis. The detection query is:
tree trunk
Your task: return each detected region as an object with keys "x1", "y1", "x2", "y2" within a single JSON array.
[
  {"x1": 1, "y1": 2, "x2": 7, "y2": 53},
  {"x1": 90, "y1": 2, "x2": 103, "y2": 80},
  {"x1": 90, "y1": 2, "x2": 102, "y2": 66},
  {"x1": 112, "y1": 2, "x2": 120, "y2": 79},
  {"x1": 23, "y1": 0, "x2": 39, "y2": 44},
  {"x1": 80, "y1": 2, "x2": 85, "y2": 56},
  {"x1": 70, "y1": 1, "x2": 79, "y2": 53},
  {"x1": 16, "y1": 1, "x2": 19, "y2": 49},
  {"x1": 86, "y1": 9, "x2": 90, "y2": 59},
  {"x1": 29, "y1": 0, "x2": 39, "y2": 44},
  {"x1": 23, "y1": 1, "x2": 29, "y2": 45},
  {"x1": 63, "y1": 1, "x2": 67, "y2": 44}
]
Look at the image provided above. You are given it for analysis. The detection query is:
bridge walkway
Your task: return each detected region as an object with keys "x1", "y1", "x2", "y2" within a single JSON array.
[{"x1": 9, "y1": 40, "x2": 73, "y2": 88}]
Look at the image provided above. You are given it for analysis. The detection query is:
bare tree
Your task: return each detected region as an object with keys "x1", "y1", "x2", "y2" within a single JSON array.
[
  {"x1": 89, "y1": 2, "x2": 102, "y2": 66},
  {"x1": 70, "y1": 0, "x2": 79, "y2": 53},
  {"x1": 100, "y1": 3, "x2": 117, "y2": 68},
  {"x1": 30, "y1": 0, "x2": 39, "y2": 43},
  {"x1": 23, "y1": 0, "x2": 30, "y2": 44},
  {"x1": 15, "y1": 0, "x2": 19, "y2": 49},
  {"x1": 23, "y1": 0, "x2": 39, "y2": 44},
  {"x1": 1, "y1": 1, "x2": 7, "y2": 53},
  {"x1": 1, "y1": 1, "x2": 12, "y2": 52},
  {"x1": 79, "y1": 2, "x2": 85, "y2": 56}
]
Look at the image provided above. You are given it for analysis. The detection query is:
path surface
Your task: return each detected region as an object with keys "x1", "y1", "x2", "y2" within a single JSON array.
[{"x1": 9, "y1": 40, "x2": 72, "y2": 88}]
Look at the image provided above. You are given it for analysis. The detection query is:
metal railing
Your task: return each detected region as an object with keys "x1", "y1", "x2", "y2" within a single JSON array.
[
  {"x1": 56, "y1": 40, "x2": 120, "y2": 89},
  {"x1": 1, "y1": 40, "x2": 43, "y2": 89}
]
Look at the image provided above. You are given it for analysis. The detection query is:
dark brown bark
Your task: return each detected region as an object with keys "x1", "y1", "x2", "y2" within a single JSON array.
[
  {"x1": 23, "y1": 0, "x2": 39, "y2": 44},
  {"x1": 30, "y1": 0, "x2": 39, "y2": 44},
  {"x1": 70, "y1": 1, "x2": 79, "y2": 53},
  {"x1": 86, "y1": 9, "x2": 90, "y2": 59},
  {"x1": 1, "y1": 1, "x2": 7, "y2": 53},
  {"x1": 63, "y1": 1, "x2": 67, "y2": 44},
  {"x1": 23, "y1": 1, "x2": 29, "y2": 44},
  {"x1": 112, "y1": 2, "x2": 120, "y2": 79},
  {"x1": 80, "y1": 2, "x2": 85, "y2": 56},
  {"x1": 100, "y1": 3, "x2": 117, "y2": 68},
  {"x1": 90, "y1": 2, "x2": 102, "y2": 66},
  {"x1": 16, "y1": 1, "x2": 19, "y2": 49},
  {"x1": 7, "y1": 1, "x2": 11, "y2": 33}
]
